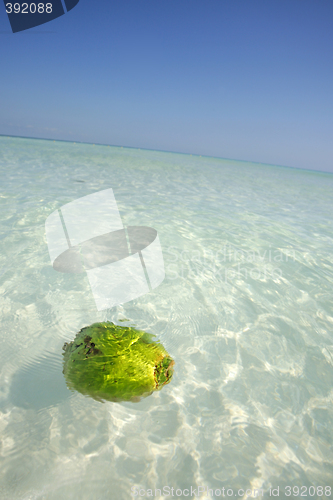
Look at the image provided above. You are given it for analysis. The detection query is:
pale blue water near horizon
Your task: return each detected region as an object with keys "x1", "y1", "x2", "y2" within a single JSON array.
[{"x1": 0, "y1": 136, "x2": 333, "y2": 499}]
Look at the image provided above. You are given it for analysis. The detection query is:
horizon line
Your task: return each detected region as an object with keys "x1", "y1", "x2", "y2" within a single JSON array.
[{"x1": 0, "y1": 133, "x2": 332, "y2": 176}]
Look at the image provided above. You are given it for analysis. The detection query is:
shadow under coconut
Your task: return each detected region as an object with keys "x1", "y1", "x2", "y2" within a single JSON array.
[{"x1": 9, "y1": 352, "x2": 71, "y2": 411}]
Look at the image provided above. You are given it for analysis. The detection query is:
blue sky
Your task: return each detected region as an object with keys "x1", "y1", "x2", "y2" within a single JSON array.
[{"x1": 1, "y1": 0, "x2": 332, "y2": 172}]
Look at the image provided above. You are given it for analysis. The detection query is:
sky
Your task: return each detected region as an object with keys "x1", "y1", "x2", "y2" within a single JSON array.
[{"x1": 0, "y1": 0, "x2": 332, "y2": 172}]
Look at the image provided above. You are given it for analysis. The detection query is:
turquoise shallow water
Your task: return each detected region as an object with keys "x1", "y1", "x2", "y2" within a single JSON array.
[{"x1": 0, "y1": 136, "x2": 333, "y2": 499}]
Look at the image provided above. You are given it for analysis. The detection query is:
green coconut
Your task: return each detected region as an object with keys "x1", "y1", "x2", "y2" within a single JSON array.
[{"x1": 62, "y1": 321, "x2": 174, "y2": 402}]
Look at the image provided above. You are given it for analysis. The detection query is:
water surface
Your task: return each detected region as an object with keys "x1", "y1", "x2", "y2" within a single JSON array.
[{"x1": 0, "y1": 136, "x2": 333, "y2": 499}]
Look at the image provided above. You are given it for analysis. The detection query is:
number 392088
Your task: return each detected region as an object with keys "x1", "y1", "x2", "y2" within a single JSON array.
[{"x1": 5, "y1": 3, "x2": 53, "y2": 14}]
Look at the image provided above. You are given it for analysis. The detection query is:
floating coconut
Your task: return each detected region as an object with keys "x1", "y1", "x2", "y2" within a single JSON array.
[{"x1": 62, "y1": 321, "x2": 174, "y2": 402}]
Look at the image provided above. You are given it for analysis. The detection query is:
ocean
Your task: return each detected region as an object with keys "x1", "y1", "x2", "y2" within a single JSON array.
[{"x1": 0, "y1": 135, "x2": 332, "y2": 499}]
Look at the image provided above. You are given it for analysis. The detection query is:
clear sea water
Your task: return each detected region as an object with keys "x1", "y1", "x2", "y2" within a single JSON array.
[{"x1": 0, "y1": 136, "x2": 333, "y2": 499}]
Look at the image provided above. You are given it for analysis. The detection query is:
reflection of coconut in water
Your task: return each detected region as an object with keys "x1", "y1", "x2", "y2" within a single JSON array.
[{"x1": 62, "y1": 322, "x2": 175, "y2": 402}]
